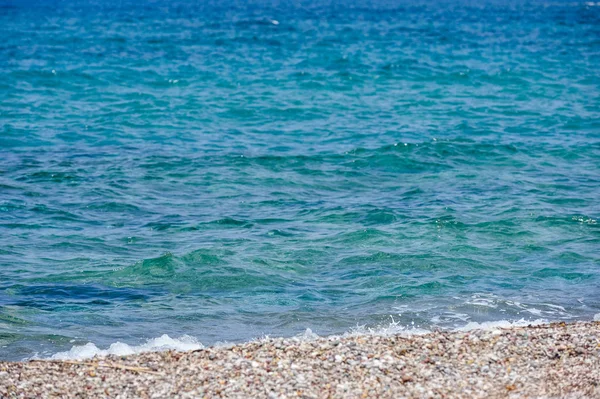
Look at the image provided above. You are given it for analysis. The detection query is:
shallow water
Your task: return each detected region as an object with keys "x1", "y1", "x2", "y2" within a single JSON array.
[{"x1": 1, "y1": 0, "x2": 599, "y2": 360}]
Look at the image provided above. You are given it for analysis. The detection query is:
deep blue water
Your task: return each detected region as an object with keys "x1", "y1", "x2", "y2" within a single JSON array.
[{"x1": 1, "y1": 0, "x2": 599, "y2": 360}]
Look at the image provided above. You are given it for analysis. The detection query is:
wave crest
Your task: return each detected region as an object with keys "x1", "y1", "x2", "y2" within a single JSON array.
[{"x1": 48, "y1": 334, "x2": 203, "y2": 360}]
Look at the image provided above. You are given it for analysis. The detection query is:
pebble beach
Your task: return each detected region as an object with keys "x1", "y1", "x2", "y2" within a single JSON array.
[{"x1": 1, "y1": 321, "x2": 599, "y2": 398}]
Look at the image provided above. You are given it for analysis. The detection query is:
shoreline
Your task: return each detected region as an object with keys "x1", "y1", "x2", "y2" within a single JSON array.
[{"x1": 1, "y1": 321, "x2": 599, "y2": 398}]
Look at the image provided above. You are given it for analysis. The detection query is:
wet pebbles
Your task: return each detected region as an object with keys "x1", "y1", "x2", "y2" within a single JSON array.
[{"x1": 1, "y1": 321, "x2": 599, "y2": 398}]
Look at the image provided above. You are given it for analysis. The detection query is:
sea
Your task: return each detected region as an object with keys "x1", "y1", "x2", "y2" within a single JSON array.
[{"x1": 1, "y1": 0, "x2": 599, "y2": 361}]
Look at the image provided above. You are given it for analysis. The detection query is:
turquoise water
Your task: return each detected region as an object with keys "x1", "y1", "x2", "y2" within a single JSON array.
[{"x1": 1, "y1": 0, "x2": 599, "y2": 360}]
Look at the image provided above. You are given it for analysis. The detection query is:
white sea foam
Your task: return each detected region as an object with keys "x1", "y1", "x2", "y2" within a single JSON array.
[
  {"x1": 45, "y1": 318, "x2": 555, "y2": 360},
  {"x1": 254, "y1": 327, "x2": 321, "y2": 345},
  {"x1": 49, "y1": 334, "x2": 203, "y2": 361},
  {"x1": 343, "y1": 317, "x2": 431, "y2": 338},
  {"x1": 453, "y1": 318, "x2": 546, "y2": 332},
  {"x1": 524, "y1": 308, "x2": 543, "y2": 316}
]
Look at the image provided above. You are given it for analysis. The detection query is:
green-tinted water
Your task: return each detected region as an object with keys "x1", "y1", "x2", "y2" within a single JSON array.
[{"x1": 1, "y1": 0, "x2": 599, "y2": 360}]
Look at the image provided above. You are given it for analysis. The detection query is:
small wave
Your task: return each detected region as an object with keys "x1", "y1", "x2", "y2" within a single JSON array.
[
  {"x1": 44, "y1": 318, "x2": 549, "y2": 361},
  {"x1": 47, "y1": 335, "x2": 203, "y2": 361},
  {"x1": 342, "y1": 317, "x2": 545, "y2": 337},
  {"x1": 453, "y1": 318, "x2": 546, "y2": 332}
]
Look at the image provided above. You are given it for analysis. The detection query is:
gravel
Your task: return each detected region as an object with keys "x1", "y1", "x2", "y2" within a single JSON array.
[{"x1": 1, "y1": 321, "x2": 599, "y2": 398}]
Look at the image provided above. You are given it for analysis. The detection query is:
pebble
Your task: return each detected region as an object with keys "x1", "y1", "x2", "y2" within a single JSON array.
[{"x1": 1, "y1": 321, "x2": 599, "y2": 398}]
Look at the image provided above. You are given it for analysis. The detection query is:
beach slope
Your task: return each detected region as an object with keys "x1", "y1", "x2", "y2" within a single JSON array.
[{"x1": 1, "y1": 321, "x2": 599, "y2": 398}]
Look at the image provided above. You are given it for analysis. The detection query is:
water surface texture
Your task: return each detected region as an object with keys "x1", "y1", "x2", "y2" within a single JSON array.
[{"x1": 1, "y1": 0, "x2": 600, "y2": 360}]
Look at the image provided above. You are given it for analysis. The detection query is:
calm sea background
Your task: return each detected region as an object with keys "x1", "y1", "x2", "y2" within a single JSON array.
[{"x1": 1, "y1": 0, "x2": 599, "y2": 360}]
